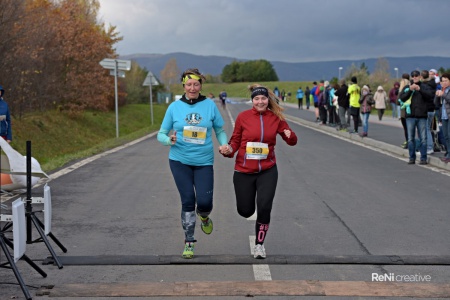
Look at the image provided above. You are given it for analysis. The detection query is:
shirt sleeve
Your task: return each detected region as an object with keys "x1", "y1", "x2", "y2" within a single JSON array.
[
  {"x1": 214, "y1": 126, "x2": 228, "y2": 145},
  {"x1": 157, "y1": 105, "x2": 173, "y2": 146}
]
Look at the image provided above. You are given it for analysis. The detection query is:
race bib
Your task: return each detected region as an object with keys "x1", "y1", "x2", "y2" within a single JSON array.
[
  {"x1": 246, "y1": 142, "x2": 269, "y2": 160},
  {"x1": 183, "y1": 126, "x2": 207, "y2": 144}
]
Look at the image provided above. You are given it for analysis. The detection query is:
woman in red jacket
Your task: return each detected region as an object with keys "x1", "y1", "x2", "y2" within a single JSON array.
[{"x1": 220, "y1": 84, "x2": 297, "y2": 259}]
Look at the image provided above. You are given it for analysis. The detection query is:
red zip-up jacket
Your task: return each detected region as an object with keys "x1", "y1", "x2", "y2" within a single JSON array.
[{"x1": 226, "y1": 107, "x2": 297, "y2": 173}]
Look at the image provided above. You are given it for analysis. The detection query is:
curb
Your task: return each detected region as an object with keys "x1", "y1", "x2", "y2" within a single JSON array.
[{"x1": 284, "y1": 114, "x2": 450, "y2": 172}]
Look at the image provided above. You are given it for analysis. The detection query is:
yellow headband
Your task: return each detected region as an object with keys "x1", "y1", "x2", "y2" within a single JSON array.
[{"x1": 182, "y1": 74, "x2": 201, "y2": 84}]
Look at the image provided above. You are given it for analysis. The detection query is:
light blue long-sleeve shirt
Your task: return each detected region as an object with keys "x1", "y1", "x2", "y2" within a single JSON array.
[{"x1": 157, "y1": 98, "x2": 227, "y2": 166}]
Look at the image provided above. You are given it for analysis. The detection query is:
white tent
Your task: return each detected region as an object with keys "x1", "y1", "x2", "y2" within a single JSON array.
[{"x1": 0, "y1": 138, "x2": 48, "y2": 191}]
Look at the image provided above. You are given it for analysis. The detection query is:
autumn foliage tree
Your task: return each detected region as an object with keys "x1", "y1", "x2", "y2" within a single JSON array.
[{"x1": 0, "y1": 0, "x2": 122, "y2": 118}]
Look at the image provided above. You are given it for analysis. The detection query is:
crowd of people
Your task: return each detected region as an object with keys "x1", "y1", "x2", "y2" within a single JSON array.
[{"x1": 305, "y1": 68, "x2": 448, "y2": 165}]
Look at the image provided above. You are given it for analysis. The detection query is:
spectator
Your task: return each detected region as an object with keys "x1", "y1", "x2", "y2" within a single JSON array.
[
  {"x1": 335, "y1": 79, "x2": 350, "y2": 131},
  {"x1": 0, "y1": 85, "x2": 12, "y2": 143},
  {"x1": 399, "y1": 70, "x2": 435, "y2": 165},
  {"x1": 429, "y1": 69, "x2": 440, "y2": 85},
  {"x1": 310, "y1": 82, "x2": 319, "y2": 122},
  {"x1": 436, "y1": 73, "x2": 450, "y2": 163},
  {"x1": 318, "y1": 86, "x2": 327, "y2": 125},
  {"x1": 327, "y1": 82, "x2": 338, "y2": 126},
  {"x1": 389, "y1": 82, "x2": 400, "y2": 119},
  {"x1": 304, "y1": 86, "x2": 311, "y2": 109},
  {"x1": 348, "y1": 76, "x2": 361, "y2": 134},
  {"x1": 398, "y1": 73, "x2": 410, "y2": 149},
  {"x1": 273, "y1": 87, "x2": 280, "y2": 98},
  {"x1": 219, "y1": 90, "x2": 227, "y2": 109},
  {"x1": 359, "y1": 85, "x2": 375, "y2": 137},
  {"x1": 373, "y1": 86, "x2": 387, "y2": 121},
  {"x1": 296, "y1": 87, "x2": 304, "y2": 109},
  {"x1": 421, "y1": 70, "x2": 437, "y2": 155}
]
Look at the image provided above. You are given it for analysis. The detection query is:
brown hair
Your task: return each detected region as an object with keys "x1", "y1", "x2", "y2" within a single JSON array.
[{"x1": 248, "y1": 83, "x2": 285, "y2": 120}]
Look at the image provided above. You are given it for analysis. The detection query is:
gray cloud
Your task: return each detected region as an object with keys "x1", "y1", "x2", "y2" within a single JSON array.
[{"x1": 98, "y1": 0, "x2": 450, "y2": 62}]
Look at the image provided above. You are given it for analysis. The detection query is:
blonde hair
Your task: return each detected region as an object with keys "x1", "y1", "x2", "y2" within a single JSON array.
[
  {"x1": 248, "y1": 84, "x2": 285, "y2": 120},
  {"x1": 399, "y1": 78, "x2": 410, "y2": 93}
]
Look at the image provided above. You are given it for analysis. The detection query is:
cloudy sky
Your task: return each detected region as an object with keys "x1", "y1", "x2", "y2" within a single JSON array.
[{"x1": 97, "y1": 0, "x2": 449, "y2": 63}]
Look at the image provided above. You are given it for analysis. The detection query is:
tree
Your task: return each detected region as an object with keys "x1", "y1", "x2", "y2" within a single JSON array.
[
  {"x1": 221, "y1": 60, "x2": 278, "y2": 83},
  {"x1": 160, "y1": 58, "x2": 180, "y2": 93},
  {"x1": 124, "y1": 61, "x2": 148, "y2": 104},
  {"x1": 221, "y1": 60, "x2": 240, "y2": 83},
  {"x1": 370, "y1": 57, "x2": 391, "y2": 90},
  {"x1": 0, "y1": 0, "x2": 122, "y2": 118},
  {"x1": 360, "y1": 62, "x2": 370, "y2": 75}
]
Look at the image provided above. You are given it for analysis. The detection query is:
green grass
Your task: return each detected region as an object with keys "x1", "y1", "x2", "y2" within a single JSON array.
[{"x1": 10, "y1": 104, "x2": 168, "y2": 172}]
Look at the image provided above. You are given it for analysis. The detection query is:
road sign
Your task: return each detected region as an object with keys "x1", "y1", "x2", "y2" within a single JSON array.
[
  {"x1": 143, "y1": 71, "x2": 159, "y2": 86},
  {"x1": 99, "y1": 58, "x2": 131, "y2": 138},
  {"x1": 109, "y1": 70, "x2": 125, "y2": 78},
  {"x1": 99, "y1": 59, "x2": 131, "y2": 71}
]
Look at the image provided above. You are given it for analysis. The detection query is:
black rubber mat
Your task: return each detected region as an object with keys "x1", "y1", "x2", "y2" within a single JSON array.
[{"x1": 42, "y1": 254, "x2": 450, "y2": 266}]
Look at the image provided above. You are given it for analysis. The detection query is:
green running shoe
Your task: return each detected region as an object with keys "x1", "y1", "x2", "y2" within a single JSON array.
[
  {"x1": 182, "y1": 242, "x2": 194, "y2": 259},
  {"x1": 199, "y1": 216, "x2": 213, "y2": 235}
]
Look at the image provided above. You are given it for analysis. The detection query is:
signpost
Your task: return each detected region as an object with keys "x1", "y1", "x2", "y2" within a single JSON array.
[
  {"x1": 143, "y1": 71, "x2": 159, "y2": 125},
  {"x1": 99, "y1": 58, "x2": 131, "y2": 138}
]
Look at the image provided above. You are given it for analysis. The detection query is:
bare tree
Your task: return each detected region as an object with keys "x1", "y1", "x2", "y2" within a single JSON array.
[{"x1": 160, "y1": 58, "x2": 180, "y2": 92}]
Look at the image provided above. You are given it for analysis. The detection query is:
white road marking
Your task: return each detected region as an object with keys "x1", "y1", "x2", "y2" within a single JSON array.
[{"x1": 249, "y1": 235, "x2": 272, "y2": 281}]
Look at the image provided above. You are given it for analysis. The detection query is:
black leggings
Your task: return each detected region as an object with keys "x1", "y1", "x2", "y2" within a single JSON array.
[{"x1": 233, "y1": 165, "x2": 278, "y2": 224}]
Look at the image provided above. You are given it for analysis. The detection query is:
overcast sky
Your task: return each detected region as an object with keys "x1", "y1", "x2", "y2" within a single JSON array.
[{"x1": 97, "y1": 0, "x2": 449, "y2": 63}]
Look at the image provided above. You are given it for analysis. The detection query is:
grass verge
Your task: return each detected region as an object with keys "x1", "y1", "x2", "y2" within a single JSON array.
[{"x1": 10, "y1": 104, "x2": 168, "y2": 172}]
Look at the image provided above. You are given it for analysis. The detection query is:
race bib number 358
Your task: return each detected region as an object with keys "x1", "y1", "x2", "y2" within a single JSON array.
[{"x1": 183, "y1": 126, "x2": 207, "y2": 144}]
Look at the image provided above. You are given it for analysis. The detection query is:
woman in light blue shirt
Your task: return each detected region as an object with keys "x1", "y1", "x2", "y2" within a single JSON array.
[{"x1": 157, "y1": 68, "x2": 228, "y2": 259}]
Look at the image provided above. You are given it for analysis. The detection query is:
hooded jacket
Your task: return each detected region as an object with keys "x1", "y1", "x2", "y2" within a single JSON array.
[
  {"x1": 373, "y1": 86, "x2": 387, "y2": 109},
  {"x1": 359, "y1": 86, "x2": 375, "y2": 113},
  {"x1": 0, "y1": 85, "x2": 12, "y2": 141},
  {"x1": 226, "y1": 107, "x2": 297, "y2": 173},
  {"x1": 389, "y1": 83, "x2": 400, "y2": 104}
]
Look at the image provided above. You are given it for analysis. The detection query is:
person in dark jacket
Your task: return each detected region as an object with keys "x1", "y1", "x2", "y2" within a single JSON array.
[
  {"x1": 421, "y1": 70, "x2": 437, "y2": 154},
  {"x1": 220, "y1": 84, "x2": 297, "y2": 259},
  {"x1": 0, "y1": 85, "x2": 12, "y2": 143},
  {"x1": 436, "y1": 73, "x2": 450, "y2": 163},
  {"x1": 399, "y1": 70, "x2": 435, "y2": 165},
  {"x1": 335, "y1": 79, "x2": 350, "y2": 131},
  {"x1": 304, "y1": 86, "x2": 311, "y2": 110}
]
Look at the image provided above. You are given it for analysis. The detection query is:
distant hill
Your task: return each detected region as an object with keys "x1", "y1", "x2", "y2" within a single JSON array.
[{"x1": 121, "y1": 52, "x2": 449, "y2": 82}]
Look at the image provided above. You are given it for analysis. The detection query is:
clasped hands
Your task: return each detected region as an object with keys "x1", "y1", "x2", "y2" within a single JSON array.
[{"x1": 219, "y1": 144, "x2": 231, "y2": 155}]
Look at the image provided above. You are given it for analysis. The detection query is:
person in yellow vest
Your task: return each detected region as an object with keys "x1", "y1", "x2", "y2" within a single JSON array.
[{"x1": 347, "y1": 76, "x2": 361, "y2": 134}]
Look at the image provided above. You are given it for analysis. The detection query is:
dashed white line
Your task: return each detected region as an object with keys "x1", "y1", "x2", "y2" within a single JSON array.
[{"x1": 249, "y1": 236, "x2": 272, "y2": 281}]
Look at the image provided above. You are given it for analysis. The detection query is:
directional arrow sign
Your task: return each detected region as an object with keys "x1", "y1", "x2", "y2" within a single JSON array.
[{"x1": 99, "y1": 58, "x2": 131, "y2": 71}]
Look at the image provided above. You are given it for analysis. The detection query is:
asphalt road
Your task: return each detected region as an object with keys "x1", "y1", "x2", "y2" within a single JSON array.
[{"x1": 1, "y1": 100, "x2": 450, "y2": 299}]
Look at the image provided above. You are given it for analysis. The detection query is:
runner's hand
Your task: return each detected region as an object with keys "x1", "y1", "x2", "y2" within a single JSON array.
[
  {"x1": 170, "y1": 130, "x2": 177, "y2": 145},
  {"x1": 283, "y1": 129, "x2": 291, "y2": 138}
]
